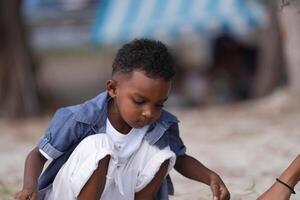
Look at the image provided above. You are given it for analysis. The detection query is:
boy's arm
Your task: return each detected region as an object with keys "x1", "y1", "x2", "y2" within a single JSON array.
[
  {"x1": 15, "y1": 147, "x2": 47, "y2": 200},
  {"x1": 135, "y1": 160, "x2": 170, "y2": 200},
  {"x1": 78, "y1": 155, "x2": 110, "y2": 200},
  {"x1": 174, "y1": 154, "x2": 230, "y2": 200},
  {"x1": 15, "y1": 108, "x2": 80, "y2": 200}
]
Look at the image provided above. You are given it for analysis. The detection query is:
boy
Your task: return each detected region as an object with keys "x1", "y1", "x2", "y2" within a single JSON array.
[{"x1": 15, "y1": 39, "x2": 230, "y2": 200}]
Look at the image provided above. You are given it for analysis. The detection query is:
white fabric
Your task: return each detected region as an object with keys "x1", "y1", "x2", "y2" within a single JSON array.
[
  {"x1": 39, "y1": 149, "x2": 53, "y2": 161},
  {"x1": 105, "y1": 118, "x2": 148, "y2": 159},
  {"x1": 43, "y1": 134, "x2": 176, "y2": 200}
]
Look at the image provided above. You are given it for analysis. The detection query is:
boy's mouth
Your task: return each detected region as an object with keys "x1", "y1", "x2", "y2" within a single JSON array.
[{"x1": 135, "y1": 120, "x2": 149, "y2": 128}]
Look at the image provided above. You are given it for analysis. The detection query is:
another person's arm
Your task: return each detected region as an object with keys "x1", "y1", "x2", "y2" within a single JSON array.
[
  {"x1": 258, "y1": 154, "x2": 300, "y2": 200},
  {"x1": 175, "y1": 154, "x2": 230, "y2": 200},
  {"x1": 14, "y1": 147, "x2": 47, "y2": 200}
]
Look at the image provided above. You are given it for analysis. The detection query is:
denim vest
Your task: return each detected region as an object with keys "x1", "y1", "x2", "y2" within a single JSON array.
[{"x1": 38, "y1": 91, "x2": 186, "y2": 199}]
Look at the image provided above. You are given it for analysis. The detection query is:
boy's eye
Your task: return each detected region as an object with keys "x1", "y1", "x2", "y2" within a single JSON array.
[{"x1": 133, "y1": 99, "x2": 145, "y2": 105}]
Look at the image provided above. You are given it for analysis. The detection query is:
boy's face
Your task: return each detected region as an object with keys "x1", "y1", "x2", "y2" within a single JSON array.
[{"x1": 107, "y1": 70, "x2": 170, "y2": 129}]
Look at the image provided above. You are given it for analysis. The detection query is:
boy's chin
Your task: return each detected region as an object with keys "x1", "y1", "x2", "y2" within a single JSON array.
[{"x1": 131, "y1": 121, "x2": 149, "y2": 128}]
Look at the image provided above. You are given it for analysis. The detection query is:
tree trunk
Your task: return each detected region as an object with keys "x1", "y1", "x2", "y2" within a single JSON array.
[
  {"x1": 278, "y1": 0, "x2": 300, "y2": 95},
  {"x1": 253, "y1": 1, "x2": 286, "y2": 97},
  {"x1": 0, "y1": 0, "x2": 41, "y2": 117}
]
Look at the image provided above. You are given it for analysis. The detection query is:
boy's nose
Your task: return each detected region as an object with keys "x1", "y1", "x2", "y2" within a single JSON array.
[
  {"x1": 142, "y1": 110, "x2": 153, "y2": 120},
  {"x1": 142, "y1": 110, "x2": 150, "y2": 117}
]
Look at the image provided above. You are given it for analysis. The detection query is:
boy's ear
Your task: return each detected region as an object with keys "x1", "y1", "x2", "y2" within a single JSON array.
[{"x1": 106, "y1": 79, "x2": 117, "y2": 98}]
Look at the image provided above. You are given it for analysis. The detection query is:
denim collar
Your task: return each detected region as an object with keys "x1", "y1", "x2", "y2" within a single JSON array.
[{"x1": 71, "y1": 91, "x2": 179, "y2": 142}]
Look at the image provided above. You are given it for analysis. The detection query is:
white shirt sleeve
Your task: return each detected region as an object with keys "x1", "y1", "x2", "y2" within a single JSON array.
[{"x1": 39, "y1": 148, "x2": 54, "y2": 161}]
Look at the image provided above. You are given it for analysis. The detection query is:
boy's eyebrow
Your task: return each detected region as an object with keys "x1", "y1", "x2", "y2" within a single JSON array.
[{"x1": 132, "y1": 93, "x2": 168, "y2": 103}]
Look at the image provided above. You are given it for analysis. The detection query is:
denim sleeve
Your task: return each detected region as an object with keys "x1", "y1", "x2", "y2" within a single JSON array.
[
  {"x1": 167, "y1": 123, "x2": 186, "y2": 157},
  {"x1": 37, "y1": 108, "x2": 83, "y2": 160}
]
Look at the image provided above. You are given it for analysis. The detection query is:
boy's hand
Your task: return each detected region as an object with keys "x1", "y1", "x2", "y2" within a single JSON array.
[
  {"x1": 174, "y1": 154, "x2": 230, "y2": 200},
  {"x1": 209, "y1": 173, "x2": 230, "y2": 200},
  {"x1": 14, "y1": 188, "x2": 38, "y2": 200}
]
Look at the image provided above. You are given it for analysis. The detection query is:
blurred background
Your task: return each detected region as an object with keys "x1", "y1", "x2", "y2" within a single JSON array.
[{"x1": 0, "y1": 0, "x2": 300, "y2": 199}]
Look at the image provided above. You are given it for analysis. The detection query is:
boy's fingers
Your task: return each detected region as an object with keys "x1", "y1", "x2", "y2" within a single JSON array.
[
  {"x1": 14, "y1": 190, "x2": 34, "y2": 200},
  {"x1": 211, "y1": 184, "x2": 220, "y2": 200},
  {"x1": 220, "y1": 186, "x2": 230, "y2": 200},
  {"x1": 14, "y1": 192, "x2": 27, "y2": 200},
  {"x1": 30, "y1": 192, "x2": 38, "y2": 200}
]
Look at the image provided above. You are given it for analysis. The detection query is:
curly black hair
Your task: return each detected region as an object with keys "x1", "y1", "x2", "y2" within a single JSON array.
[{"x1": 112, "y1": 38, "x2": 176, "y2": 81}]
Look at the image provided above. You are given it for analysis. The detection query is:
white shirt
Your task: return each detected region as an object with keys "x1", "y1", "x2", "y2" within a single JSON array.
[
  {"x1": 43, "y1": 134, "x2": 176, "y2": 200},
  {"x1": 105, "y1": 118, "x2": 149, "y2": 159}
]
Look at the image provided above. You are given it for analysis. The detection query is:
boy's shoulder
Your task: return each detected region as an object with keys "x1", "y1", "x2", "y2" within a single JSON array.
[
  {"x1": 63, "y1": 91, "x2": 109, "y2": 125},
  {"x1": 159, "y1": 109, "x2": 179, "y2": 125}
]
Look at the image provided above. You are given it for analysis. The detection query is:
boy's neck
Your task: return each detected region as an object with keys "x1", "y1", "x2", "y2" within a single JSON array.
[{"x1": 107, "y1": 99, "x2": 132, "y2": 134}]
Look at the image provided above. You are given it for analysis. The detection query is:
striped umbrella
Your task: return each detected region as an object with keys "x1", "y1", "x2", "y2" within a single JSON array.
[{"x1": 92, "y1": 0, "x2": 268, "y2": 46}]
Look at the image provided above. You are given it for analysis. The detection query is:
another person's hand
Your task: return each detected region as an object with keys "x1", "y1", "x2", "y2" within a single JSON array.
[
  {"x1": 14, "y1": 188, "x2": 38, "y2": 200},
  {"x1": 258, "y1": 182, "x2": 292, "y2": 200},
  {"x1": 209, "y1": 173, "x2": 230, "y2": 200}
]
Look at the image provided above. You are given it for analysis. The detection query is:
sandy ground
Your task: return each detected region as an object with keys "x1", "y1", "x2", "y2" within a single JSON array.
[{"x1": 0, "y1": 89, "x2": 299, "y2": 200}]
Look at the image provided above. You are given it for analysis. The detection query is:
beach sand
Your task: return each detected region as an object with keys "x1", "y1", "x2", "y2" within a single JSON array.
[{"x1": 0, "y1": 90, "x2": 299, "y2": 200}]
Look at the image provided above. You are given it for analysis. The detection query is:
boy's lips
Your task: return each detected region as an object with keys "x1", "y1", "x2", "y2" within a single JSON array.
[{"x1": 135, "y1": 120, "x2": 149, "y2": 127}]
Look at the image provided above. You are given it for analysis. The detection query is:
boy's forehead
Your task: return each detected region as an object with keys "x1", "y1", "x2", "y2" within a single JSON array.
[
  {"x1": 115, "y1": 70, "x2": 171, "y2": 96},
  {"x1": 114, "y1": 70, "x2": 168, "y2": 83}
]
